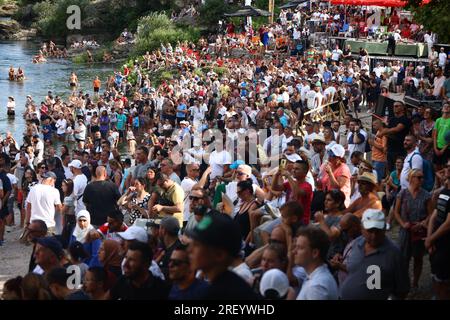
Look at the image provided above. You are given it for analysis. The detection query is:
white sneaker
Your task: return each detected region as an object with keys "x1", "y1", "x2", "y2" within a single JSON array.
[{"x1": 386, "y1": 223, "x2": 391, "y2": 231}]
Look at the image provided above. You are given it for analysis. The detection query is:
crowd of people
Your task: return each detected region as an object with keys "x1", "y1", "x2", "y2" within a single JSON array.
[{"x1": 0, "y1": 3, "x2": 449, "y2": 301}]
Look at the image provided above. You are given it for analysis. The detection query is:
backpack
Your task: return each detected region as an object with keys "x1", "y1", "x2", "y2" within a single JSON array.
[{"x1": 408, "y1": 152, "x2": 434, "y2": 191}]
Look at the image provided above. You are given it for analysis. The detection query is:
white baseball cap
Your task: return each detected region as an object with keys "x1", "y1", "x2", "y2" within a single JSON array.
[
  {"x1": 68, "y1": 159, "x2": 82, "y2": 169},
  {"x1": 117, "y1": 226, "x2": 148, "y2": 243},
  {"x1": 285, "y1": 153, "x2": 302, "y2": 163},
  {"x1": 362, "y1": 209, "x2": 386, "y2": 230},
  {"x1": 259, "y1": 269, "x2": 289, "y2": 299},
  {"x1": 326, "y1": 143, "x2": 345, "y2": 158}
]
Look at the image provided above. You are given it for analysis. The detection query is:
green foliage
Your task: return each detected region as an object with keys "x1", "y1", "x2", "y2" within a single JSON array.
[
  {"x1": 32, "y1": 0, "x2": 89, "y2": 39},
  {"x1": 213, "y1": 66, "x2": 228, "y2": 77},
  {"x1": 72, "y1": 52, "x2": 88, "y2": 64},
  {"x1": 408, "y1": 0, "x2": 450, "y2": 44},
  {"x1": 134, "y1": 12, "x2": 200, "y2": 55},
  {"x1": 199, "y1": 0, "x2": 236, "y2": 29}
]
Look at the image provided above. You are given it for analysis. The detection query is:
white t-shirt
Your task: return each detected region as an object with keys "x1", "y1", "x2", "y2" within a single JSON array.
[
  {"x1": 400, "y1": 148, "x2": 423, "y2": 189},
  {"x1": 26, "y1": 184, "x2": 61, "y2": 228},
  {"x1": 56, "y1": 119, "x2": 67, "y2": 135},
  {"x1": 331, "y1": 49, "x2": 343, "y2": 61},
  {"x1": 297, "y1": 264, "x2": 338, "y2": 300},
  {"x1": 324, "y1": 86, "x2": 337, "y2": 102},
  {"x1": 74, "y1": 123, "x2": 86, "y2": 141},
  {"x1": 438, "y1": 52, "x2": 447, "y2": 66},
  {"x1": 63, "y1": 165, "x2": 73, "y2": 179},
  {"x1": 306, "y1": 90, "x2": 317, "y2": 109},
  {"x1": 181, "y1": 177, "x2": 197, "y2": 222},
  {"x1": 73, "y1": 174, "x2": 88, "y2": 214},
  {"x1": 209, "y1": 150, "x2": 232, "y2": 180},
  {"x1": 232, "y1": 262, "x2": 254, "y2": 286},
  {"x1": 34, "y1": 140, "x2": 44, "y2": 164}
]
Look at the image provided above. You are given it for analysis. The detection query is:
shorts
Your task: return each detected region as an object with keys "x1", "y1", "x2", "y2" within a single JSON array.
[
  {"x1": 94, "y1": 87, "x2": 100, "y2": 93},
  {"x1": 57, "y1": 133, "x2": 65, "y2": 138},
  {"x1": 0, "y1": 206, "x2": 10, "y2": 219},
  {"x1": 70, "y1": 82, "x2": 77, "y2": 87},
  {"x1": 75, "y1": 138, "x2": 85, "y2": 143},
  {"x1": 7, "y1": 197, "x2": 14, "y2": 214},
  {"x1": 430, "y1": 248, "x2": 450, "y2": 281},
  {"x1": 433, "y1": 148, "x2": 450, "y2": 166},
  {"x1": 119, "y1": 130, "x2": 125, "y2": 138}
]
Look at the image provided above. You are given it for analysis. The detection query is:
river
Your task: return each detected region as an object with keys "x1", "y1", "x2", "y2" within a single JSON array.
[{"x1": 0, "y1": 40, "x2": 117, "y2": 143}]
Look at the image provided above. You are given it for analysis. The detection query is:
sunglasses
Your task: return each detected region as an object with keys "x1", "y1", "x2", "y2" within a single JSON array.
[
  {"x1": 189, "y1": 196, "x2": 202, "y2": 201},
  {"x1": 413, "y1": 175, "x2": 424, "y2": 179},
  {"x1": 169, "y1": 259, "x2": 189, "y2": 267},
  {"x1": 236, "y1": 171, "x2": 247, "y2": 176}
]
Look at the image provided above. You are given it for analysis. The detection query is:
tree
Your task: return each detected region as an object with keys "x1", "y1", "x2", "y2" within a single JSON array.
[
  {"x1": 408, "y1": 0, "x2": 450, "y2": 43},
  {"x1": 199, "y1": 0, "x2": 236, "y2": 29}
]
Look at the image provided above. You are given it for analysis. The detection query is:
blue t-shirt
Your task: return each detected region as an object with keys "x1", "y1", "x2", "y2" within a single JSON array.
[
  {"x1": 343, "y1": 75, "x2": 353, "y2": 84},
  {"x1": 133, "y1": 116, "x2": 140, "y2": 128},
  {"x1": 168, "y1": 278, "x2": 210, "y2": 300},
  {"x1": 42, "y1": 124, "x2": 53, "y2": 141},
  {"x1": 115, "y1": 74, "x2": 123, "y2": 86},
  {"x1": 279, "y1": 115, "x2": 288, "y2": 128},
  {"x1": 323, "y1": 71, "x2": 332, "y2": 83},
  {"x1": 116, "y1": 114, "x2": 127, "y2": 131},
  {"x1": 176, "y1": 104, "x2": 187, "y2": 118},
  {"x1": 0, "y1": 171, "x2": 12, "y2": 216}
]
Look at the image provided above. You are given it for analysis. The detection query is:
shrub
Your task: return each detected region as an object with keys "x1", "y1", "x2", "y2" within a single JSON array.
[
  {"x1": 133, "y1": 12, "x2": 200, "y2": 56},
  {"x1": 32, "y1": 0, "x2": 89, "y2": 39},
  {"x1": 72, "y1": 53, "x2": 88, "y2": 64},
  {"x1": 213, "y1": 66, "x2": 229, "y2": 77}
]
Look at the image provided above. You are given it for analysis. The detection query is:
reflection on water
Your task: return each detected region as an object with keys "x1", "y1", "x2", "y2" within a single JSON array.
[{"x1": 0, "y1": 40, "x2": 117, "y2": 143}]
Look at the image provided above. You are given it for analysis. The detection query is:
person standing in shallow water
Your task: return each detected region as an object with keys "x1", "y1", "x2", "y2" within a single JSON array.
[{"x1": 69, "y1": 72, "x2": 78, "y2": 90}]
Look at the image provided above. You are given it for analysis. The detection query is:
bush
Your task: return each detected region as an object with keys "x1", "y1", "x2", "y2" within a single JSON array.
[
  {"x1": 32, "y1": 0, "x2": 89, "y2": 39},
  {"x1": 134, "y1": 12, "x2": 200, "y2": 55},
  {"x1": 72, "y1": 53, "x2": 88, "y2": 64},
  {"x1": 213, "y1": 66, "x2": 229, "y2": 77},
  {"x1": 199, "y1": 0, "x2": 236, "y2": 29}
]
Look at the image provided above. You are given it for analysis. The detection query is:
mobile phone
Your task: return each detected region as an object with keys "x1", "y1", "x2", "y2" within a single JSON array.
[{"x1": 280, "y1": 159, "x2": 287, "y2": 170}]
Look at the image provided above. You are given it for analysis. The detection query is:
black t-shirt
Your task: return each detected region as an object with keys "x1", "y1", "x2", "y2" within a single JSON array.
[
  {"x1": 82, "y1": 180, "x2": 121, "y2": 226},
  {"x1": 110, "y1": 273, "x2": 170, "y2": 300},
  {"x1": 202, "y1": 270, "x2": 260, "y2": 300},
  {"x1": 387, "y1": 115, "x2": 412, "y2": 151},
  {"x1": 434, "y1": 188, "x2": 450, "y2": 249},
  {"x1": 159, "y1": 239, "x2": 182, "y2": 280}
]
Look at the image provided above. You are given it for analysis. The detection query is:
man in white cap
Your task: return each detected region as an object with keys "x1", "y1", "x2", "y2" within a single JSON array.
[
  {"x1": 117, "y1": 225, "x2": 164, "y2": 280},
  {"x1": 310, "y1": 133, "x2": 328, "y2": 176},
  {"x1": 69, "y1": 159, "x2": 87, "y2": 214},
  {"x1": 339, "y1": 209, "x2": 410, "y2": 300},
  {"x1": 25, "y1": 171, "x2": 63, "y2": 234}
]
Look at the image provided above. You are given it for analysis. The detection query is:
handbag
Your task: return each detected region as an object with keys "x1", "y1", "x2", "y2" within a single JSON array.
[
  {"x1": 402, "y1": 190, "x2": 427, "y2": 242},
  {"x1": 410, "y1": 222, "x2": 427, "y2": 242}
]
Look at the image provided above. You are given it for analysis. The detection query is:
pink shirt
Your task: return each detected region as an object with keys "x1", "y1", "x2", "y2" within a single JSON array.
[{"x1": 319, "y1": 162, "x2": 351, "y2": 207}]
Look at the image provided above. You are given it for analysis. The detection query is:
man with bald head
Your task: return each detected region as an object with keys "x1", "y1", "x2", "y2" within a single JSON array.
[
  {"x1": 330, "y1": 213, "x2": 361, "y2": 285},
  {"x1": 83, "y1": 165, "x2": 121, "y2": 227}
]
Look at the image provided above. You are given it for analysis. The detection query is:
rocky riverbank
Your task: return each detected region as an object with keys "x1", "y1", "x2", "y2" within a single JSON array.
[{"x1": 0, "y1": 2, "x2": 37, "y2": 40}]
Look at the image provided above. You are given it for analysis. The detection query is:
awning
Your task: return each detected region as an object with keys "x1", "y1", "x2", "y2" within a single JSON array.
[
  {"x1": 224, "y1": 6, "x2": 271, "y2": 17},
  {"x1": 279, "y1": 0, "x2": 309, "y2": 9}
]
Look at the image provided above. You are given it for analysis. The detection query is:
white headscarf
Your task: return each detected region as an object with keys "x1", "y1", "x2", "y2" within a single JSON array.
[{"x1": 73, "y1": 210, "x2": 94, "y2": 243}]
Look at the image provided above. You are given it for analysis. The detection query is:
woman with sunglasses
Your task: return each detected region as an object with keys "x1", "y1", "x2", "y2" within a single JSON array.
[
  {"x1": 394, "y1": 169, "x2": 432, "y2": 293},
  {"x1": 36, "y1": 162, "x2": 48, "y2": 184},
  {"x1": 234, "y1": 179, "x2": 260, "y2": 244},
  {"x1": 118, "y1": 177, "x2": 150, "y2": 225}
]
